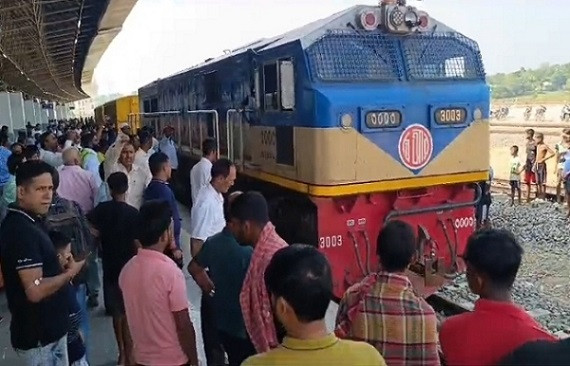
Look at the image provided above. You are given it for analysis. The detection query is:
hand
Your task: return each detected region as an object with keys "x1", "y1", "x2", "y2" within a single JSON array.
[
  {"x1": 65, "y1": 256, "x2": 86, "y2": 278},
  {"x1": 172, "y1": 249, "x2": 183, "y2": 260},
  {"x1": 118, "y1": 133, "x2": 130, "y2": 143}
]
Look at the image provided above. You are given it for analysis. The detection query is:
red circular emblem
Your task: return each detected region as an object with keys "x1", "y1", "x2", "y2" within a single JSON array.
[{"x1": 398, "y1": 124, "x2": 433, "y2": 170}]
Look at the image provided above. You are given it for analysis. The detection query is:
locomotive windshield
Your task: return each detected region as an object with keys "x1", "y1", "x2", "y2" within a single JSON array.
[{"x1": 306, "y1": 30, "x2": 485, "y2": 82}]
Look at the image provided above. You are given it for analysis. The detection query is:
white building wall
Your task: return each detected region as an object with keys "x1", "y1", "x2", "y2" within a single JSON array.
[
  {"x1": 9, "y1": 92, "x2": 25, "y2": 131},
  {"x1": 24, "y1": 100, "x2": 36, "y2": 126},
  {"x1": 33, "y1": 101, "x2": 42, "y2": 125},
  {"x1": 0, "y1": 92, "x2": 13, "y2": 132}
]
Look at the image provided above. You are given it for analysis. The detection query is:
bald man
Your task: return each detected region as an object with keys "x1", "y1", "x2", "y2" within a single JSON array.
[{"x1": 57, "y1": 147, "x2": 99, "y2": 214}]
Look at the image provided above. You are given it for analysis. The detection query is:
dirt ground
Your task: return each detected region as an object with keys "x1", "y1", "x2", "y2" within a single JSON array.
[{"x1": 491, "y1": 122, "x2": 568, "y2": 187}]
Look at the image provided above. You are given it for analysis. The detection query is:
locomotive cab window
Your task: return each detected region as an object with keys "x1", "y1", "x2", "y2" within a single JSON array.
[
  {"x1": 204, "y1": 71, "x2": 221, "y2": 104},
  {"x1": 261, "y1": 58, "x2": 295, "y2": 112}
]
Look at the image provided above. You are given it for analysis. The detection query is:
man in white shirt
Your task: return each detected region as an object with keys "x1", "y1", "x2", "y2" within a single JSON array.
[
  {"x1": 64, "y1": 129, "x2": 81, "y2": 150},
  {"x1": 189, "y1": 157, "x2": 236, "y2": 366},
  {"x1": 104, "y1": 134, "x2": 152, "y2": 209},
  {"x1": 134, "y1": 131, "x2": 154, "y2": 173},
  {"x1": 189, "y1": 138, "x2": 217, "y2": 204},
  {"x1": 189, "y1": 158, "x2": 236, "y2": 256},
  {"x1": 38, "y1": 132, "x2": 63, "y2": 168}
]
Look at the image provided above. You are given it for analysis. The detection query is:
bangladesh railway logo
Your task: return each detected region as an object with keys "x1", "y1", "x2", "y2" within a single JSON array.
[{"x1": 398, "y1": 124, "x2": 433, "y2": 170}]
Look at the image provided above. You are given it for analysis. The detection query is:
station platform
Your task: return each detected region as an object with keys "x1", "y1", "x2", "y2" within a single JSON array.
[{"x1": 0, "y1": 202, "x2": 339, "y2": 366}]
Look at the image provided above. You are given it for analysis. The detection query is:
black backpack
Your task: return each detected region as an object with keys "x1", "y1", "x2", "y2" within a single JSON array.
[{"x1": 46, "y1": 198, "x2": 93, "y2": 269}]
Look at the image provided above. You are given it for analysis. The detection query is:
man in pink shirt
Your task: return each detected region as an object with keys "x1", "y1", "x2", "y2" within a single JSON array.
[
  {"x1": 119, "y1": 200, "x2": 198, "y2": 366},
  {"x1": 57, "y1": 147, "x2": 98, "y2": 214}
]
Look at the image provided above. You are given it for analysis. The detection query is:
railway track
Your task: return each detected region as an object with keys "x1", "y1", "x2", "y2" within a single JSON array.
[
  {"x1": 426, "y1": 293, "x2": 471, "y2": 317},
  {"x1": 492, "y1": 178, "x2": 562, "y2": 201}
]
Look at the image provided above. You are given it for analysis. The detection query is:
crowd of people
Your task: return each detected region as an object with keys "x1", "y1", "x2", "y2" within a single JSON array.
[
  {"x1": 506, "y1": 128, "x2": 570, "y2": 213},
  {"x1": 0, "y1": 120, "x2": 568, "y2": 366}
]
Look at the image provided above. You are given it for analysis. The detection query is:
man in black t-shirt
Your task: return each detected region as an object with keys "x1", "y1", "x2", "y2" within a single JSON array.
[
  {"x1": 0, "y1": 161, "x2": 85, "y2": 366},
  {"x1": 87, "y1": 171, "x2": 138, "y2": 365}
]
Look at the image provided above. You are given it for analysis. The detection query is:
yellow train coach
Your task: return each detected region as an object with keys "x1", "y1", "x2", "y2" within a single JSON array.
[{"x1": 94, "y1": 95, "x2": 141, "y2": 131}]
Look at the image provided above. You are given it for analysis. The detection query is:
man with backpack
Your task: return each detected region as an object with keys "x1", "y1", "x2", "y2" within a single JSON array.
[{"x1": 46, "y1": 167, "x2": 95, "y2": 359}]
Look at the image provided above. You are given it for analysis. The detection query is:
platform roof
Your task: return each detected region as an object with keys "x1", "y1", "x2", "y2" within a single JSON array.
[{"x1": 0, "y1": 0, "x2": 137, "y2": 102}]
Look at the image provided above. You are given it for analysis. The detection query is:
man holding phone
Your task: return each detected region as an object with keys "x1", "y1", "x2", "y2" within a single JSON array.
[{"x1": 0, "y1": 161, "x2": 86, "y2": 366}]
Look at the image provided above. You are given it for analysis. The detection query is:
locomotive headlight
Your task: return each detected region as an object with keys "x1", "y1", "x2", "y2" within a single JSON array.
[
  {"x1": 473, "y1": 108, "x2": 483, "y2": 121},
  {"x1": 404, "y1": 11, "x2": 419, "y2": 28},
  {"x1": 340, "y1": 113, "x2": 353, "y2": 129}
]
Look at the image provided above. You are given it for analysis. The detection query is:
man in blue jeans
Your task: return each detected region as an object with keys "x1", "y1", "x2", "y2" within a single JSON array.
[{"x1": 0, "y1": 161, "x2": 85, "y2": 365}]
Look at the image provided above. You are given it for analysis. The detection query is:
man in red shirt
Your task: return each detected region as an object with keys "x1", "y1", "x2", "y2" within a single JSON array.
[{"x1": 440, "y1": 229, "x2": 556, "y2": 365}]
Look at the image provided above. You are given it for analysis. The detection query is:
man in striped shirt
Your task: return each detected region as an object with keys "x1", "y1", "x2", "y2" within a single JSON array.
[{"x1": 335, "y1": 220, "x2": 440, "y2": 366}]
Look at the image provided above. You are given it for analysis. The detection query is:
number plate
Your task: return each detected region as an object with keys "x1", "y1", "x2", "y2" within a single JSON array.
[
  {"x1": 435, "y1": 108, "x2": 467, "y2": 124},
  {"x1": 365, "y1": 110, "x2": 402, "y2": 128}
]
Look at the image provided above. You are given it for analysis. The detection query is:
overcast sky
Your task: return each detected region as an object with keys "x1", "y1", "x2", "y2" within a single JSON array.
[{"x1": 92, "y1": 0, "x2": 569, "y2": 96}]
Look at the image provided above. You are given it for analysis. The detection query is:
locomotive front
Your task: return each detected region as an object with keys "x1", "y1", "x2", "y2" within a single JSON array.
[{"x1": 299, "y1": 1, "x2": 489, "y2": 298}]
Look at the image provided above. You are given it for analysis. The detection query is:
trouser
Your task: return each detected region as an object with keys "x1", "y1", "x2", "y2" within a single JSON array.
[
  {"x1": 85, "y1": 253, "x2": 100, "y2": 299},
  {"x1": 74, "y1": 283, "x2": 90, "y2": 359},
  {"x1": 17, "y1": 335, "x2": 68, "y2": 366},
  {"x1": 71, "y1": 355, "x2": 89, "y2": 366},
  {"x1": 201, "y1": 292, "x2": 226, "y2": 366},
  {"x1": 219, "y1": 331, "x2": 255, "y2": 366}
]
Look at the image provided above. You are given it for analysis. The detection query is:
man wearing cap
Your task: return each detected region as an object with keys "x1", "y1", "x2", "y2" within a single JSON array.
[{"x1": 158, "y1": 126, "x2": 178, "y2": 183}]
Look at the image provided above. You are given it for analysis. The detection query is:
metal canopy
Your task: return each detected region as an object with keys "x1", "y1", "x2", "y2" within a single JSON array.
[{"x1": 0, "y1": 0, "x2": 137, "y2": 102}]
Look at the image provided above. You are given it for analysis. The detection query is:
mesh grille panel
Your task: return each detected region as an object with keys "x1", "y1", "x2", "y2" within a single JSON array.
[
  {"x1": 306, "y1": 30, "x2": 403, "y2": 82},
  {"x1": 402, "y1": 32, "x2": 485, "y2": 81}
]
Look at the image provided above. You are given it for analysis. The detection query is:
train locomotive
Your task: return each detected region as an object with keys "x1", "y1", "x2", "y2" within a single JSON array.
[{"x1": 138, "y1": 1, "x2": 490, "y2": 299}]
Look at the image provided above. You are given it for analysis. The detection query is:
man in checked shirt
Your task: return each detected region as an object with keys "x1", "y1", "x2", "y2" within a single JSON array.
[{"x1": 335, "y1": 220, "x2": 440, "y2": 366}]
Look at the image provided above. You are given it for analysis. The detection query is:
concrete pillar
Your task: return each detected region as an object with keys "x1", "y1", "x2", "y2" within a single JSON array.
[
  {"x1": 33, "y1": 101, "x2": 42, "y2": 125},
  {"x1": 46, "y1": 102, "x2": 55, "y2": 122},
  {"x1": 0, "y1": 92, "x2": 13, "y2": 133},
  {"x1": 9, "y1": 92, "x2": 25, "y2": 132},
  {"x1": 24, "y1": 100, "x2": 36, "y2": 127}
]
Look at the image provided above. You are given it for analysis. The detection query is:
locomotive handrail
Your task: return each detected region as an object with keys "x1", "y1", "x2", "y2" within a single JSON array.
[
  {"x1": 226, "y1": 109, "x2": 240, "y2": 162},
  {"x1": 187, "y1": 109, "x2": 220, "y2": 157},
  {"x1": 131, "y1": 111, "x2": 182, "y2": 143},
  {"x1": 383, "y1": 183, "x2": 483, "y2": 223}
]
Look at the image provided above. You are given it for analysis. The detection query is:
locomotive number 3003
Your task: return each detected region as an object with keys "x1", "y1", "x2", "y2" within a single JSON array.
[
  {"x1": 319, "y1": 235, "x2": 343, "y2": 249},
  {"x1": 435, "y1": 108, "x2": 466, "y2": 124}
]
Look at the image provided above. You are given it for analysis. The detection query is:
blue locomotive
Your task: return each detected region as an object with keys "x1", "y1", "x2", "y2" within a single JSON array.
[{"x1": 138, "y1": 1, "x2": 490, "y2": 299}]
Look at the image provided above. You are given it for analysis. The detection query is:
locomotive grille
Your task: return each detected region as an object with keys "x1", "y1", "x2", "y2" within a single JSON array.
[
  {"x1": 306, "y1": 30, "x2": 485, "y2": 82},
  {"x1": 401, "y1": 33, "x2": 485, "y2": 81},
  {"x1": 306, "y1": 30, "x2": 403, "y2": 82}
]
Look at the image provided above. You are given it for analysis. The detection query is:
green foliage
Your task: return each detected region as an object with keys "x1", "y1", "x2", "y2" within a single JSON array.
[{"x1": 489, "y1": 63, "x2": 570, "y2": 100}]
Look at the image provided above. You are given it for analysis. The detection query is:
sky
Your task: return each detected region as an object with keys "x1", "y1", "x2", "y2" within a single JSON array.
[{"x1": 92, "y1": 0, "x2": 570, "y2": 96}]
